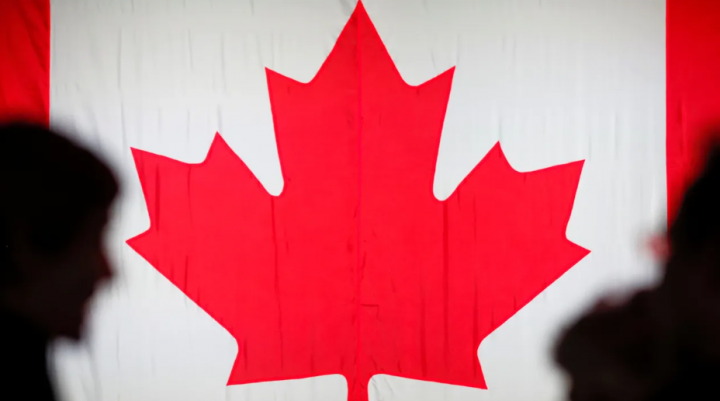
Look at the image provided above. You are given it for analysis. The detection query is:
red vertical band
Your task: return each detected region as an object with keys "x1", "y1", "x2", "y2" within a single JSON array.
[
  {"x1": 0, "y1": 0, "x2": 50, "y2": 125},
  {"x1": 667, "y1": 0, "x2": 720, "y2": 221}
]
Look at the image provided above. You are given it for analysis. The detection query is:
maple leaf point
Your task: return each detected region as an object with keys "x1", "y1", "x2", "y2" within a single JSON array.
[{"x1": 127, "y1": 2, "x2": 589, "y2": 401}]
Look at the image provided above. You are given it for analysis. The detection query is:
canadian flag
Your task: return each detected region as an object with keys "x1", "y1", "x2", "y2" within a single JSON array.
[{"x1": 0, "y1": 0, "x2": 716, "y2": 400}]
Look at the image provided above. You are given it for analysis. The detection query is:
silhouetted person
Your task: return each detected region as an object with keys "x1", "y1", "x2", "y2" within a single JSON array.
[
  {"x1": 0, "y1": 122, "x2": 117, "y2": 400},
  {"x1": 555, "y1": 134, "x2": 720, "y2": 401}
]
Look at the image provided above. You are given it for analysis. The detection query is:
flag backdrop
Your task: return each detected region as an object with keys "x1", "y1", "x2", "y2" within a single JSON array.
[{"x1": 1, "y1": 0, "x2": 716, "y2": 400}]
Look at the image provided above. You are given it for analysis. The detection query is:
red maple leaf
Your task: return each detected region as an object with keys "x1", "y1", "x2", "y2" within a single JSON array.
[{"x1": 127, "y1": 3, "x2": 589, "y2": 401}]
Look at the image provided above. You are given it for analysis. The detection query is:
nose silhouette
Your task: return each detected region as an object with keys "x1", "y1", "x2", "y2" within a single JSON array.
[{"x1": 93, "y1": 251, "x2": 114, "y2": 290}]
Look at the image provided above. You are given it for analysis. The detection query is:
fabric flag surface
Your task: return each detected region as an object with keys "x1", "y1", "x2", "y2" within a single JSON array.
[{"x1": 3, "y1": 0, "x2": 715, "y2": 400}]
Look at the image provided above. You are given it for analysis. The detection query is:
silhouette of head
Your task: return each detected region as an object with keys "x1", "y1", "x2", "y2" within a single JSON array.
[
  {"x1": 0, "y1": 122, "x2": 118, "y2": 340},
  {"x1": 554, "y1": 129, "x2": 720, "y2": 401},
  {"x1": 661, "y1": 137, "x2": 720, "y2": 358}
]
